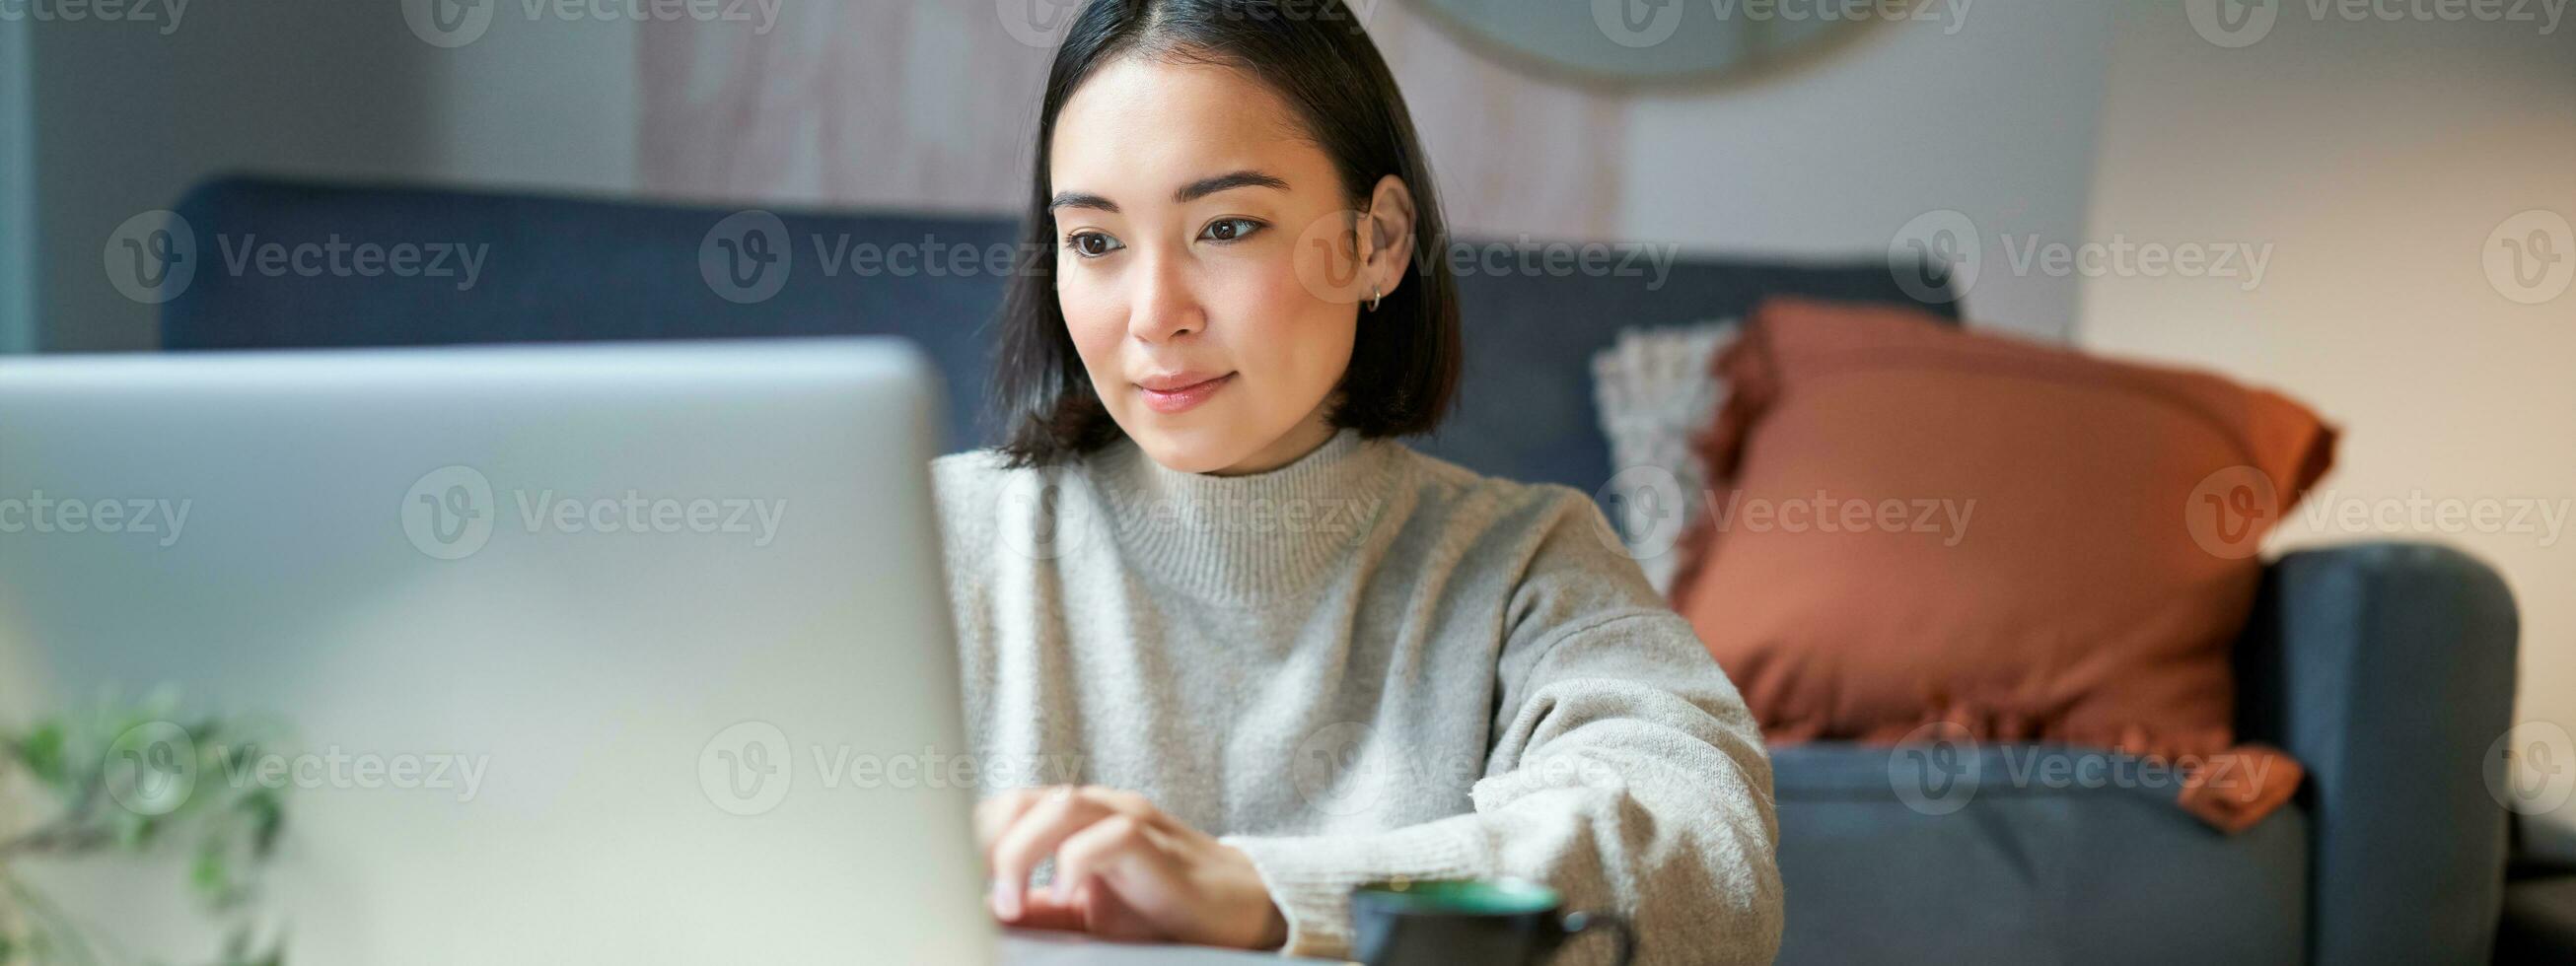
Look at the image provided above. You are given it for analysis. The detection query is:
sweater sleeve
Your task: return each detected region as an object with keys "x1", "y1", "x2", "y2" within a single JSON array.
[{"x1": 1220, "y1": 493, "x2": 1784, "y2": 964}]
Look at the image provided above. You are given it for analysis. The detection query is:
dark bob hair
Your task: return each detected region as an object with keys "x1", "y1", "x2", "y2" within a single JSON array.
[{"x1": 990, "y1": 0, "x2": 1463, "y2": 467}]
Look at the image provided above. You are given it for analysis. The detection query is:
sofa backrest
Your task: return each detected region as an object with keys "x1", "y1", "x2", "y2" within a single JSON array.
[{"x1": 161, "y1": 176, "x2": 1957, "y2": 492}]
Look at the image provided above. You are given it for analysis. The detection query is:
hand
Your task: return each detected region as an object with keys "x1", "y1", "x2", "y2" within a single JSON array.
[{"x1": 976, "y1": 785, "x2": 1287, "y2": 950}]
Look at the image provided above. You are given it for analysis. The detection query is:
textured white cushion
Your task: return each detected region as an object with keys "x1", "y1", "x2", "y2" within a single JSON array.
[{"x1": 1590, "y1": 319, "x2": 1739, "y2": 594}]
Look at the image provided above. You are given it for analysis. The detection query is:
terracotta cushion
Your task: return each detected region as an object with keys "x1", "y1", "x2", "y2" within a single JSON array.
[{"x1": 1670, "y1": 298, "x2": 2334, "y2": 831}]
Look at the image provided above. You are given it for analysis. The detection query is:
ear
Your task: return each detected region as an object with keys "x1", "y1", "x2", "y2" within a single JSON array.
[{"x1": 1358, "y1": 174, "x2": 1417, "y2": 304}]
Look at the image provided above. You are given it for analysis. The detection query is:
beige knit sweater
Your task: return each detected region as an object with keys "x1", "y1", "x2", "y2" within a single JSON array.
[{"x1": 932, "y1": 430, "x2": 1782, "y2": 964}]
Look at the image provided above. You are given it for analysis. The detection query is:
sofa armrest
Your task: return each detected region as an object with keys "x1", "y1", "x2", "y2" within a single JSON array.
[{"x1": 2233, "y1": 542, "x2": 2520, "y2": 965}]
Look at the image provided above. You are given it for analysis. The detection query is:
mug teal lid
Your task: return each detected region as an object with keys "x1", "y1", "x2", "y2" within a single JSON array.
[{"x1": 1351, "y1": 877, "x2": 1561, "y2": 916}]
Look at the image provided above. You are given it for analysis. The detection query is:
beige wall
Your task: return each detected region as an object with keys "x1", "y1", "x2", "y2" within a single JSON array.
[
  {"x1": 635, "y1": 1, "x2": 1638, "y2": 239},
  {"x1": 1620, "y1": 1, "x2": 2111, "y2": 337},
  {"x1": 2082, "y1": 4, "x2": 2576, "y2": 837},
  {"x1": 635, "y1": 0, "x2": 2109, "y2": 338}
]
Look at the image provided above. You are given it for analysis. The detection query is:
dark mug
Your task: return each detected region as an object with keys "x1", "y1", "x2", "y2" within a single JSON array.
[{"x1": 1348, "y1": 877, "x2": 1635, "y2": 966}]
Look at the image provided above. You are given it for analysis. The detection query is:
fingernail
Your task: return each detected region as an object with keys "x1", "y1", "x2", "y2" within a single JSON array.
[{"x1": 990, "y1": 880, "x2": 1020, "y2": 920}]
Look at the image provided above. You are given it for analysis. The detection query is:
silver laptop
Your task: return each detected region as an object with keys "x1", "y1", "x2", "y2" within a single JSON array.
[{"x1": 0, "y1": 340, "x2": 994, "y2": 965}]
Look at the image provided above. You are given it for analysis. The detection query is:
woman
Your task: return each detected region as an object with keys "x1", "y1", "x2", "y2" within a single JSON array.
[{"x1": 935, "y1": 1, "x2": 1783, "y2": 961}]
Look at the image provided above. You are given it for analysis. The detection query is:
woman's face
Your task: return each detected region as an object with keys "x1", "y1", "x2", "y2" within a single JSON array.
[{"x1": 1047, "y1": 56, "x2": 1391, "y2": 476}]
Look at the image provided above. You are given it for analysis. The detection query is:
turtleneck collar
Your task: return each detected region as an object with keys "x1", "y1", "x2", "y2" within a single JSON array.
[{"x1": 1083, "y1": 429, "x2": 1401, "y2": 603}]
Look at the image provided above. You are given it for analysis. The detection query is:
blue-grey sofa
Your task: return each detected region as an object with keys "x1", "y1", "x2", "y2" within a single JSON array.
[{"x1": 157, "y1": 176, "x2": 2522, "y2": 964}]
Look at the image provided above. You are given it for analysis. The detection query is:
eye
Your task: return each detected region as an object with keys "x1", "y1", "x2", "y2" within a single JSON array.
[
  {"x1": 1198, "y1": 218, "x2": 1267, "y2": 244},
  {"x1": 1064, "y1": 231, "x2": 1125, "y2": 259}
]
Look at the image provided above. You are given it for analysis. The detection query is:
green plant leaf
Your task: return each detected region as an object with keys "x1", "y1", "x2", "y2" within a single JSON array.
[
  {"x1": 193, "y1": 847, "x2": 228, "y2": 898},
  {"x1": 113, "y1": 805, "x2": 162, "y2": 853},
  {"x1": 16, "y1": 724, "x2": 67, "y2": 790},
  {"x1": 9, "y1": 697, "x2": 295, "y2": 965},
  {"x1": 243, "y1": 791, "x2": 283, "y2": 858}
]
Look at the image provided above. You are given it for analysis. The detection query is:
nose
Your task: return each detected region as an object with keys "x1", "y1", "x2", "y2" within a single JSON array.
[{"x1": 1125, "y1": 249, "x2": 1204, "y2": 344}]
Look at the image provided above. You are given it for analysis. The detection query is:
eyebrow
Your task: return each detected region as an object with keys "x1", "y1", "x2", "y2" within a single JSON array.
[{"x1": 1047, "y1": 170, "x2": 1291, "y2": 214}]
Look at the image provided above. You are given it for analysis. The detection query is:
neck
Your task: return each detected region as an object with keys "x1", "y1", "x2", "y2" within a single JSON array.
[
  {"x1": 1088, "y1": 428, "x2": 1399, "y2": 602},
  {"x1": 1213, "y1": 417, "x2": 1340, "y2": 477}
]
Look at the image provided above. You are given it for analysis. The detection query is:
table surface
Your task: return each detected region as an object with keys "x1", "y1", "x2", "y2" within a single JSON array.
[{"x1": 1000, "y1": 928, "x2": 1343, "y2": 964}]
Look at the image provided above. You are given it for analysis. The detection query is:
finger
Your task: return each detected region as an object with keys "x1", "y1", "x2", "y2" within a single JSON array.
[
  {"x1": 988, "y1": 790, "x2": 1115, "y2": 919},
  {"x1": 1047, "y1": 813, "x2": 1173, "y2": 912},
  {"x1": 980, "y1": 785, "x2": 1142, "y2": 856},
  {"x1": 1057, "y1": 864, "x2": 1167, "y2": 942},
  {"x1": 1086, "y1": 786, "x2": 1158, "y2": 819},
  {"x1": 1054, "y1": 816, "x2": 1197, "y2": 943},
  {"x1": 974, "y1": 788, "x2": 1045, "y2": 853},
  {"x1": 1001, "y1": 890, "x2": 1090, "y2": 932}
]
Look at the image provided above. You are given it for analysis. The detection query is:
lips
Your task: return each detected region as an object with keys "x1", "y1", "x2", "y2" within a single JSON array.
[{"x1": 1134, "y1": 372, "x2": 1236, "y2": 415}]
